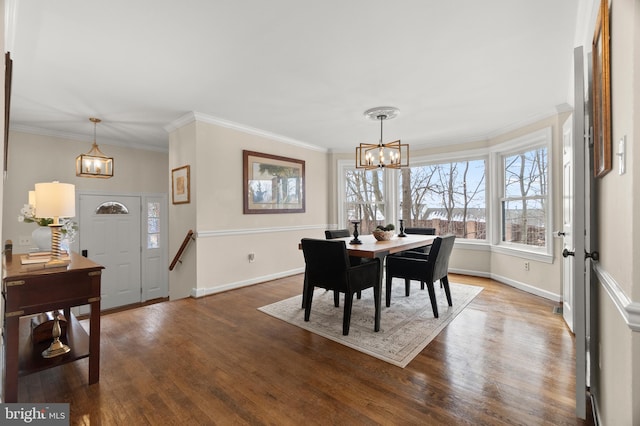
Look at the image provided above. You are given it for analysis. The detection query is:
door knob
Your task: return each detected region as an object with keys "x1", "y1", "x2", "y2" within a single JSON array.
[
  {"x1": 555, "y1": 231, "x2": 566, "y2": 237},
  {"x1": 585, "y1": 251, "x2": 599, "y2": 261},
  {"x1": 562, "y1": 248, "x2": 574, "y2": 258}
]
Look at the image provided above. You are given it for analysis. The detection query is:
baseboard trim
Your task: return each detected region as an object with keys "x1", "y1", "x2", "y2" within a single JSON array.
[
  {"x1": 191, "y1": 267, "x2": 305, "y2": 298},
  {"x1": 449, "y1": 268, "x2": 561, "y2": 301}
]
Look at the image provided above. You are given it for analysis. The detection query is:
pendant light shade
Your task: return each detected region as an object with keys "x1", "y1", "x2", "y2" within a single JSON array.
[
  {"x1": 76, "y1": 117, "x2": 114, "y2": 178},
  {"x1": 356, "y1": 107, "x2": 409, "y2": 169}
]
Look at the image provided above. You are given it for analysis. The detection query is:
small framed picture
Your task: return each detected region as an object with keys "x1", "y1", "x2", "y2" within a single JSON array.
[
  {"x1": 243, "y1": 150, "x2": 305, "y2": 214},
  {"x1": 172, "y1": 165, "x2": 190, "y2": 204}
]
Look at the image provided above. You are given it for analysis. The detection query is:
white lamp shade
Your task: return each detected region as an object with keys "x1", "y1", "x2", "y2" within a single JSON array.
[
  {"x1": 34, "y1": 182, "x2": 76, "y2": 218},
  {"x1": 28, "y1": 190, "x2": 36, "y2": 207}
]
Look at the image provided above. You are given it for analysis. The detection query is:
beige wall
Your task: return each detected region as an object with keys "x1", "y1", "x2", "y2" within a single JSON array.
[
  {"x1": 169, "y1": 115, "x2": 329, "y2": 298},
  {"x1": 2, "y1": 131, "x2": 169, "y2": 252},
  {"x1": 168, "y1": 122, "x2": 198, "y2": 299},
  {"x1": 592, "y1": 0, "x2": 639, "y2": 424}
]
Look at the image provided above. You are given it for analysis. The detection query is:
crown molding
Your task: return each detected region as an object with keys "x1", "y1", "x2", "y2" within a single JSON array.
[
  {"x1": 165, "y1": 111, "x2": 328, "y2": 153},
  {"x1": 10, "y1": 123, "x2": 169, "y2": 153}
]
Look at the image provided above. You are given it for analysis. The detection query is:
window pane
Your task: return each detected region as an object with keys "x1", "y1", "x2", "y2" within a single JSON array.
[
  {"x1": 345, "y1": 169, "x2": 386, "y2": 234},
  {"x1": 502, "y1": 199, "x2": 546, "y2": 246},
  {"x1": 147, "y1": 234, "x2": 159, "y2": 249},
  {"x1": 96, "y1": 201, "x2": 129, "y2": 214},
  {"x1": 399, "y1": 159, "x2": 486, "y2": 239},
  {"x1": 504, "y1": 147, "x2": 548, "y2": 198},
  {"x1": 501, "y1": 145, "x2": 548, "y2": 248},
  {"x1": 148, "y1": 202, "x2": 160, "y2": 217},
  {"x1": 148, "y1": 218, "x2": 159, "y2": 234}
]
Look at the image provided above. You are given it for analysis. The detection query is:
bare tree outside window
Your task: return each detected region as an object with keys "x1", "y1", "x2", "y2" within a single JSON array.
[
  {"x1": 399, "y1": 160, "x2": 486, "y2": 239},
  {"x1": 344, "y1": 169, "x2": 386, "y2": 234},
  {"x1": 501, "y1": 146, "x2": 548, "y2": 247}
]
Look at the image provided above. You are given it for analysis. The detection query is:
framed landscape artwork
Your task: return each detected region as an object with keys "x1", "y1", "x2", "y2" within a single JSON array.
[
  {"x1": 243, "y1": 150, "x2": 305, "y2": 214},
  {"x1": 172, "y1": 165, "x2": 190, "y2": 204},
  {"x1": 592, "y1": 0, "x2": 612, "y2": 178}
]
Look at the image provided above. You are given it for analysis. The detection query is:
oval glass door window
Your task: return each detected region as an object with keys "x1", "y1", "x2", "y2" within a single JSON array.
[{"x1": 95, "y1": 201, "x2": 129, "y2": 214}]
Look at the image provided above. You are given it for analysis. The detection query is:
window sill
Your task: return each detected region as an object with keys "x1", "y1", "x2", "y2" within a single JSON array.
[{"x1": 491, "y1": 244, "x2": 554, "y2": 264}]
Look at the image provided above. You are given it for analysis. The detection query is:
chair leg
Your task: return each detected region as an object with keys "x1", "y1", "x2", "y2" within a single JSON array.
[
  {"x1": 373, "y1": 282, "x2": 381, "y2": 332},
  {"x1": 343, "y1": 292, "x2": 354, "y2": 335},
  {"x1": 386, "y1": 273, "x2": 393, "y2": 307},
  {"x1": 441, "y1": 276, "x2": 452, "y2": 306},
  {"x1": 302, "y1": 273, "x2": 308, "y2": 308},
  {"x1": 334, "y1": 290, "x2": 340, "y2": 307},
  {"x1": 357, "y1": 291, "x2": 362, "y2": 300},
  {"x1": 405, "y1": 278, "x2": 411, "y2": 297},
  {"x1": 304, "y1": 284, "x2": 315, "y2": 321},
  {"x1": 426, "y1": 281, "x2": 439, "y2": 318}
]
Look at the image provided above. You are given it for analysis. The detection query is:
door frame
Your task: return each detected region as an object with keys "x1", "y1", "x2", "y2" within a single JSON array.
[{"x1": 76, "y1": 190, "x2": 169, "y2": 306}]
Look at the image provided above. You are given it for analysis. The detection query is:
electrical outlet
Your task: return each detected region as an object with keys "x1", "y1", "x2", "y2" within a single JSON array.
[
  {"x1": 19, "y1": 236, "x2": 31, "y2": 246},
  {"x1": 248, "y1": 253, "x2": 255, "y2": 263},
  {"x1": 524, "y1": 261, "x2": 530, "y2": 271}
]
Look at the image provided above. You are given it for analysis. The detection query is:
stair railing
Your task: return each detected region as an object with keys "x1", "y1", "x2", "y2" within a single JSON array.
[{"x1": 169, "y1": 229, "x2": 195, "y2": 271}]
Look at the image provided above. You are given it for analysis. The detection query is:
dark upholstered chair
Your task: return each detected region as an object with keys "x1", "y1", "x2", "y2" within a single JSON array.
[
  {"x1": 402, "y1": 227, "x2": 436, "y2": 254},
  {"x1": 324, "y1": 229, "x2": 351, "y2": 239},
  {"x1": 385, "y1": 235, "x2": 455, "y2": 318},
  {"x1": 301, "y1": 238, "x2": 380, "y2": 335},
  {"x1": 324, "y1": 228, "x2": 364, "y2": 306}
]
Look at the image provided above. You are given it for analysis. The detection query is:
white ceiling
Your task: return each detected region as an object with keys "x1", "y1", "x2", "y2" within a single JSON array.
[{"x1": 6, "y1": 0, "x2": 579, "y2": 153}]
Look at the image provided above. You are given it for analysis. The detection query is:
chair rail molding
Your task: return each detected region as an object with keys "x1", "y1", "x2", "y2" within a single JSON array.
[
  {"x1": 594, "y1": 263, "x2": 640, "y2": 332},
  {"x1": 197, "y1": 224, "x2": 327, "y2": 238}
]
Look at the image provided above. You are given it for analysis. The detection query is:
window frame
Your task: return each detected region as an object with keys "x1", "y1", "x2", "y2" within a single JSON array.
[
  {"x1": 404, "y1": 149, "x2": 489, "y2": 244},
  {"x1": 491, "y1": 127, "x2": 553, "y2": 262},
  {"x1": 336, "y1": 126, "x2": 553, "y2": 263},
  {"x1": 337, "y1": 160, "x2": 398, "y2": 234}
]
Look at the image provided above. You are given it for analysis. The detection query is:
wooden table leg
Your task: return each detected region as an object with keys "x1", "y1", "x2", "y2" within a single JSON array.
[
  {"x1": 373, "y1": 254, "x2": 385, "y2": 332},
  {"x1": 4, "y1": 315, "x2": 19, "y2": 402},
  {"x1": 88, "y1": 298, "x2": 100, "y2": 384}
]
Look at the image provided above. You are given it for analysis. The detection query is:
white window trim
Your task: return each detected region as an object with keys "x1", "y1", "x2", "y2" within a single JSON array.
[
  {"x1": 408, "y1": 149, "x2": 490, "y2": 244},
  {"x1": 337, "y1": 160, "x2": 398, "y2": 231},
  {"x1": 336, "y1": 126, "x2": 553, "y2": 264},
  {"x1": 490, "y1": 127, "x2": 553, "y2": 262}
]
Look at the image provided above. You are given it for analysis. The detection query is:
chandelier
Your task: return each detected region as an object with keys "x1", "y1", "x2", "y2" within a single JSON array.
[
  {"x1": 356, "y1": 106, "x2": 409, "y2": 169},
  {"x1": 75, "y1": 117, "x2": 114, "y2": 178}
]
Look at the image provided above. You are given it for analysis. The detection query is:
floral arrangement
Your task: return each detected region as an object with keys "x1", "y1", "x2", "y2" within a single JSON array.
[{"x1": 18, "y1": 204, "x2": 78, "y2": 243}]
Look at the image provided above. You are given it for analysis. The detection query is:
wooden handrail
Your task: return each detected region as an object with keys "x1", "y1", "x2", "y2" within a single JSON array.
[{"x1": 169, "y1": 229, "x2": 195, "y2": 271}]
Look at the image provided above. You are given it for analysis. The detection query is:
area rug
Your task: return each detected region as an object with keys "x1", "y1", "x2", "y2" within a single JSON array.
[{"x1": 258, "y1": 281, "x2": 483, "y2": 367}]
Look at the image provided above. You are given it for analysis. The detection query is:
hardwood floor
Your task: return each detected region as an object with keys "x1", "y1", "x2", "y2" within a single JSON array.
[{"x1": 18, "y1": 274, "x2": 594, "y2": 425}]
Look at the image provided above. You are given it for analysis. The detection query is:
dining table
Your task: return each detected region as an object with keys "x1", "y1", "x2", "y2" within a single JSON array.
[{"x1": 301, "y1": 233, "x2": 437, "y2": 332}]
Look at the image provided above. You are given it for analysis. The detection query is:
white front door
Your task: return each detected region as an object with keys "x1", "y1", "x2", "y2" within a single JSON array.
[{"x1": 79, "y1": 194, "x2": 141, "y2": 310}]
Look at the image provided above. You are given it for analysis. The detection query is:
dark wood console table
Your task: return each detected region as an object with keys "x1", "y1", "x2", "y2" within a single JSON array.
[{"x1": 2, "y1": 252, "x2": 104, "y2": 402}]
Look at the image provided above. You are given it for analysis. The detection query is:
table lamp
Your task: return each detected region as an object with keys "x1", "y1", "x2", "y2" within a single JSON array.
[{"x1": 34, "y1": 181, "x2": 76, "y2": 266}]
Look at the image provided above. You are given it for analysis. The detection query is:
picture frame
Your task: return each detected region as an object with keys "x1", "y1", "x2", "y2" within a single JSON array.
[
  {"x1": 172, "y1": 165, "x2": 190, "y2": 204},
  {"x1": 4, "y1": 52, "x2": 12, "y2": 174},
  {"x1": 592, "y1": 0, "x2": 611, "y2": 178},
  {"x1": 243, "y1": 150, "x2": 305, "y2": 214}
]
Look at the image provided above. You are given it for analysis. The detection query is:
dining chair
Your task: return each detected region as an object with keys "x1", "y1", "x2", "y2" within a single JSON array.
[
  {"x1": 385, "y1": 235, "x2": 456, "y2": 318},
  {"x1": 402, "y1": 227, "x2": 436, "y2": 254},
  {"x1": 324, "y1": 229, "x2": 351, "y2": 239},
  {"x1": 325, "y1": 229, "x2": 363, "y2": 306},
  {"x1": 300, "y1": 238, "x2": 380, "y2": 335}
]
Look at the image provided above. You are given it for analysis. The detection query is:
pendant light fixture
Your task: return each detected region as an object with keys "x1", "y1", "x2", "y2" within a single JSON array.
[
  {"x1": 75, "y1": 117, "x2": 114, "y2": 178},
  {"x1": 356, "y1": 106, "x2": 409, "y2": 169}
]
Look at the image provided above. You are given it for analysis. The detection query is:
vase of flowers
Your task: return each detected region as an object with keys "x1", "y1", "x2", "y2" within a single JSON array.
[{"x1": 18, "y1": 204, "x2": 78, "y2": 251}]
